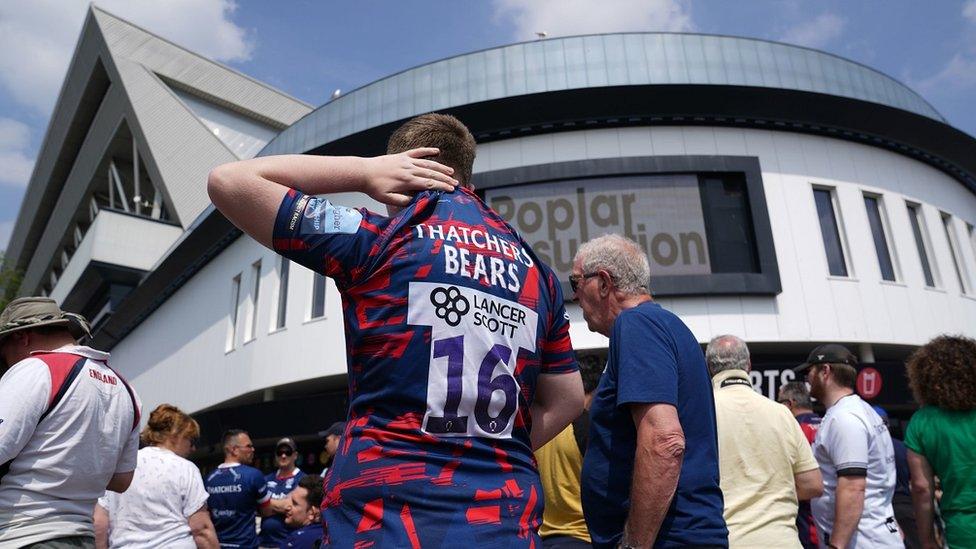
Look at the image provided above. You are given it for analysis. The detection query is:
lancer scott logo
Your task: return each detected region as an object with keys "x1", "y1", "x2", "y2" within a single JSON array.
[{"x1": 430, "y1": 286, "x2": 470, "y2": 327}]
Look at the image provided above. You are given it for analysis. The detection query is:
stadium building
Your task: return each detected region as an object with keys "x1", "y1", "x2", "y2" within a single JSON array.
[{"x1": 7, "y1": 7, "x2": 976, "y2": 467}]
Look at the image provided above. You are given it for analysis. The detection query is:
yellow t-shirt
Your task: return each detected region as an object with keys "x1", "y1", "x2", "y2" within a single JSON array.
[
  {"x1": 534, "y1": 422, "x2": 591, "y2": 543},
  {"x1": 712, "y1": 370, "x2": 819, "y2": 549}
]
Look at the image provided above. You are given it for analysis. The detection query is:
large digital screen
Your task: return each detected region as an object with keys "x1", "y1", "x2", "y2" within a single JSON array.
[{"x1": 487, "y1": 174, "x2": 714, "y2": 278}]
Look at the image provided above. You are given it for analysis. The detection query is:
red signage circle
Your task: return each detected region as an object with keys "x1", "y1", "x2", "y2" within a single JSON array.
[{"x1": 856, "y1": 367, "x2": 883, "y2": 399}]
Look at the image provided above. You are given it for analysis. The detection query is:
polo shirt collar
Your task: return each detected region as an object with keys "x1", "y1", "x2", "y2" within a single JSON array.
[
  {"x1": 711, "y1": 369, "x2": 751, "y2": 390},
  {"x1": 31, "y1": 344, "x2": 110, "y2": 362}
]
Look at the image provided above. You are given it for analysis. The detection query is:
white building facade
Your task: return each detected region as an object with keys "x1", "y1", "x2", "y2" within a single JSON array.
[{"x1": 10, "y1": 18, "x2": 976, "y2": 465}]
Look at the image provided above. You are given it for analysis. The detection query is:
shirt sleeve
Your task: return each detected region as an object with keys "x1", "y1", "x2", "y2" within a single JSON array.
[
  {"x1": 539, "y1": 270, "x2": 578, "y2": 375},
  {"x1": 0, "y1": 359, "x2": 51, "y2": 464},
  {"x1": 615, "y1": 312, "x2": 678, "y2": 407},
  {"x1": 903, "y1": 409, "x2": 926, "y2": 456},
  {"x1": 790, "y1": 416, "x2": 820, "y2": 474},
  {"x1": 272, "y1": 189, "x2": 384, "y2": 289},
  {"x1": 254, "y1": 470, "x2": 271, "y2": 506},
  {"x1": 824, "y1": 412, "x2": 869, "y2": 475},
  {"x1": 183, "y1": 462, "x2": 210, "y2": 517}
]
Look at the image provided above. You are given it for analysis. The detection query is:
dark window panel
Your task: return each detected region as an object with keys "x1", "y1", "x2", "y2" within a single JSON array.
[
  {"x1": 864, "y1": 196, "x2": 896, "y2": 281},
  {"x1": 813, "y1": 189, "x2": 848, "y2": 277},
  {"x1": 907, "y1": 205, "x2": 935, "y2": 287},
  {"x1": 699, "y1": 174, "x2": 759, "y2": 273}
]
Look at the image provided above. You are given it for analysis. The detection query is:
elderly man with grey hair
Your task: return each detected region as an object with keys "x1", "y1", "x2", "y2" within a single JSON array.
[
  {"x1": 575, "y1": 234, "x2": 728, "y2": 549},
  {"x1": 706, "y1": 334, "x2": 823, "y2": 548}
]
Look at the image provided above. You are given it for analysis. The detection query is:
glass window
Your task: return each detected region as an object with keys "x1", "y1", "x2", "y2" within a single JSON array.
[
  {"x1": 907, "y1": 203, "x2": 937, "y2": 287},
  {"x1": 275, "y1": 258, "x2": 289, "y2": 330},
  {"x1": 968, "y1": 222, "x2": 976, "y2": 262},
  {"x1": 524, "y1": 42, "x2": 547, "y2": 93},
  {"x1": 603, "y1": 34, "x2": 628, "y2": 85},
  {"x1": 863, "y1": 195, "x2": 897, "y2": 281},
  {"x1": 563, "y1": 37, "x2": 587, "y2": 88},
  {"x1": 942, "y1": 213, "x2": 971, "y2": 293},
  {"x1": 466, "y1": 52, "x2": 488, "y2": 103},
  {"x1": 813, "y1": 188, "x2": 849, "y2": 277},
  {"x1": 543, "y1": 39, "x2": 568, "y2": 90},
  {"x1": 644, "y1": 34, "x2": 670, "y2": 83},
  {"x1": 699, "y1": 174, "x2": 758, "y2": 273},
  {"x1": 583, "y1": 35, "x2": 608, "y2": 86},
  {"x1": 503, "y1": 44, "x2": 527, "y2": 97},
  {"x1": 622, "y1": 34, "x2": 648, "y2": 84},
  {"x1": 311, "y1": 272, "x2": 327, "y2": 319},
  {"x1": 245, "y1": 261, "x2": 261, "y2": 342},
  {"x1": 227, "y1": 274, "x2": 241, "y2": 351}
]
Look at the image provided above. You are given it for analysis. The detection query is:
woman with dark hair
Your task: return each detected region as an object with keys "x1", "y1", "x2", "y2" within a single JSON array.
[
  {"x1": 904, "y1": 335, "x2": 976, "y2": 549},
  {"x1": 94, "y1": 404, "x2": 219, "y2": 548}
]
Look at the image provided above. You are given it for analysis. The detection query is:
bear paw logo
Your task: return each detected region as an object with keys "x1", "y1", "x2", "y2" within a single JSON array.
[{"x1": 430, "y1": 286, "x2": 470, "y2": 327}]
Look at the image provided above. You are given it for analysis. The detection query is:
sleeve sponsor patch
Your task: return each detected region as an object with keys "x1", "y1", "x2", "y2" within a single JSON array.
[{"x1": 300, "y1": 197, "x2": 362, "y2": 235}]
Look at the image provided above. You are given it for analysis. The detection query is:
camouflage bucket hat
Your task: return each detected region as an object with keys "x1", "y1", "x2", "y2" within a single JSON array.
[{"x1": 0, "y1": 297, "x2": 91, "y2": 344}]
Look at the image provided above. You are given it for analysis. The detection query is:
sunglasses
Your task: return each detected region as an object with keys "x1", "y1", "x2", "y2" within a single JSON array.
[
  {"x1": 276, "y1": 449, "x2": 294, "y2": 457},
  {"x1": 569, "y1": 272, "x2": 601, "y2": 294}
]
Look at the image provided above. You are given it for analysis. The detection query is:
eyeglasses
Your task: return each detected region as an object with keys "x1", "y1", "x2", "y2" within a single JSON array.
[
  {"x1": 276, "y1": 449, "x2": 294, "y2": 457},
  {"x1": 569, "y1": 272, "x2": 601, "y2": 294}
]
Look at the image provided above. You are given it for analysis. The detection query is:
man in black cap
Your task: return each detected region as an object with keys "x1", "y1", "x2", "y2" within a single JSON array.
[
  {"x1": 260, "y1": 437, "x2": 306, "y2": 548},
  {"x1": 794, "y1": 344, "x2": 903, "y2": 549},
  {"x1": 0, "y1": 297, "x2": 140, "y2": 548},
  {"x1": 318, "y1": 422, "x2": 345, "y2": 474}
]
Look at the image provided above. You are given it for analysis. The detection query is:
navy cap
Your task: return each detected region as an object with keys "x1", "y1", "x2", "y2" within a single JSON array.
[{"x1": 318, "y1": 421, "x2": 345, "y2": 439}]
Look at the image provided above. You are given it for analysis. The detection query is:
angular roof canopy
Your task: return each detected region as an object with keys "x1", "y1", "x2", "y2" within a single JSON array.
[{"x1": 6, "y1": 6, "x2": 312, "y2": 292}]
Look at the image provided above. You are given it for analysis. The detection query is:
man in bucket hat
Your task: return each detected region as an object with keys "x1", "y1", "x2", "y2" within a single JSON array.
[{"x1": 0, "y1": 297, "x2": 141, "y2": 548}]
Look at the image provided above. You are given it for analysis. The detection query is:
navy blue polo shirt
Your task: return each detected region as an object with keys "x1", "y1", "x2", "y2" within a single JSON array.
[{"x1": 580, "y1": 301, "x2": 728, "y2": 549}]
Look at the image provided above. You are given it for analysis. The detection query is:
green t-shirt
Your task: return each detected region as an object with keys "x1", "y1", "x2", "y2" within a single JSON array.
[{"x1": 904, "y1": 406, "x2": 976, "y2": 547}]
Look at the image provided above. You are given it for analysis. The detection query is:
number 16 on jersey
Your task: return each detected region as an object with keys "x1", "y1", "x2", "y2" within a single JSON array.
[{"x1": 408, "y1": 282, "x2": 538, "y2": 439}]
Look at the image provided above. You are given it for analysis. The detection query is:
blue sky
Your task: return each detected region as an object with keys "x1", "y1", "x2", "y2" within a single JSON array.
[{"x1": 1, "y1": 0, "x2": 975, "y2": 251}]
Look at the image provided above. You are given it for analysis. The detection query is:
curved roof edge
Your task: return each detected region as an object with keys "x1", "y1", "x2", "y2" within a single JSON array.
[{"x1": 263, "y1": 32, "x2": 945, "y2": 158}]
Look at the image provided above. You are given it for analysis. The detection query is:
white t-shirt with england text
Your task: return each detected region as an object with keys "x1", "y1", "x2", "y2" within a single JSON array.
[{"x1": 0, "y1": 345, "x2": 140, "y2": 546}]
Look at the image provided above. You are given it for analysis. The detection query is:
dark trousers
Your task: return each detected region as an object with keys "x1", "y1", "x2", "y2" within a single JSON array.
[
  {"x1": 21, "y1": 536, "x2": 95, "y2": 549},
  {"x1": 893, "y1": 492, "x2": 921, "y2": 549}
]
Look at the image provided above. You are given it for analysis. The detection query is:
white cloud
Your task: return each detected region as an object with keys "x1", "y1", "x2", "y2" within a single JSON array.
[
  {"x1": 0, "y1": 118, "x2": 35, "y2": 188},
  {"x1": 914, "y1": 2, "x2": 976, "y2": 95},
  {"x1": 777, "y1": 13, "x2": 846, "y2": 49},
  {"x1": 492, "y1": 0, "x2": 694, "y2": 41},
  {"x1": 0, "y1": 0, "x2": 253, "y2": 115},
  {"x1": 915, "y1": 53, "x2": 976, "y2": 95},
  {"x1": 964, "y1": 0, "x2": 976, "y2": 23}
]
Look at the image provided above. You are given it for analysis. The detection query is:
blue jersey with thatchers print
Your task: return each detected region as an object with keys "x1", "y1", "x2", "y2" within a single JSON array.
[{"x1": 272, "y1": 187, "x2": 577, "y2": 548}]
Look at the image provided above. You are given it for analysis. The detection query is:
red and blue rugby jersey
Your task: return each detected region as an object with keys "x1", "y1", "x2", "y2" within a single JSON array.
[{"x1": 273, "y1": 186, "x2": 577, "y2": 548}]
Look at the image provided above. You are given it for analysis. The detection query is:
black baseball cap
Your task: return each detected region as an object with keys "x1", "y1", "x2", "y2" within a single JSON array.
[
  {"x1": 794, "y1": 343, "x2": 858, "y2": 372},
  {"x1": 318, "y1": 421, "x2": 346, "y2": 439},
  {"x1": 276, "y1": 437, "x2": 297, "y2": 451}
]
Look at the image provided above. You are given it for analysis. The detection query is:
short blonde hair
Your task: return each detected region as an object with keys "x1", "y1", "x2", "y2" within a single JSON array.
[{"x1": 387, "y1": 113, "x2": 477, "y2": 188}]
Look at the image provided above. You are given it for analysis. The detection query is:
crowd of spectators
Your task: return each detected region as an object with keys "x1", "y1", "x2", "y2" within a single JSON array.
[{"x1": 26, "y1": 114, "x2": 973, "y2": 549}]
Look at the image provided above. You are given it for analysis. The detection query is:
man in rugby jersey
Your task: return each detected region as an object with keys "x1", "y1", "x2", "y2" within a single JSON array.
[
  {"x1": 206, "y1": 429, "x2": 272, "y2": 548},
  {"x1": 208, "y1": 113, "x2": 584, "y2": 548}
]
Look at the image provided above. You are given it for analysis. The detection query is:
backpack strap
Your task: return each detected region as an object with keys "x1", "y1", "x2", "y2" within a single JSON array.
[
  {"x1": 0, "y1": 353, "x2": 86, "y2": 484},
  {"x1": 33, "y1": 353, "x2": 88, "y2": 422},
  {"x1": 32, "y1": 352, "x2": 140, "y2": 430}
]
